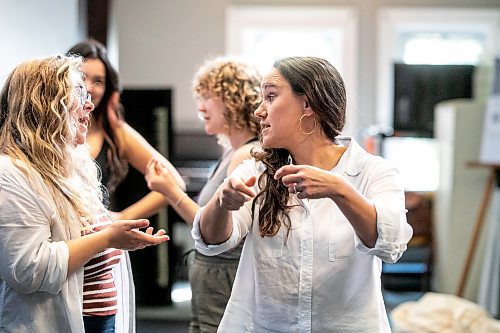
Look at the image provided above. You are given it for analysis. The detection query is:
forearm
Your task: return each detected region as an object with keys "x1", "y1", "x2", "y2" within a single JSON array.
[
  {"x1": 66, "y1": 231, "x2": 110, "y2": 275},
  {"x1": 332, "y1": 182, "x2": 378, "y2": 247},
  {"x1": 199, "y1": 195, "x2": 233, "y2": 245},
  {"x1": 161, "y1": 186, "x2": 199, "y2": 225},
  {"x1": 121, "y1": 124, "x2": 186, "y2": 191},
  {"x1": 119, "y1": 191, "x2": 168, "y2": 220}
]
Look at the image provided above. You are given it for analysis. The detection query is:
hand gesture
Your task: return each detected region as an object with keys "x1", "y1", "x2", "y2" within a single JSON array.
[
  {"x1": 218, "y1": 176, "x2": 257, "y2": 211},
  {"x1": 274, "y1": 164, "x2": 339, "y2": 200},
  {"x1": 106, "y1": 219, "x2": 169, "y2": 250},
  {"x1": 145, "y1": 157, "x2": 178, "y2": 196}
]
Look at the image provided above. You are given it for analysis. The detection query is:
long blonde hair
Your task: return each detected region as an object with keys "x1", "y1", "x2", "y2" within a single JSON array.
[{"x1": 0, "y1": 55, "x2": 103, "y2": 227}]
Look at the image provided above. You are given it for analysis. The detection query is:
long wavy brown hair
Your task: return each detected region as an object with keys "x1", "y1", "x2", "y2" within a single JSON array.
[{"x1": 251, "y1": 57, "x2": 347, "y2": 240}]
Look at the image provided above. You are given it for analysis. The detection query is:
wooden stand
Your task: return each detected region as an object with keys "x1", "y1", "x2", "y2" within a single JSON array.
[{"x1": 456, "y1": 162, "x2": 500, "y2": 297}]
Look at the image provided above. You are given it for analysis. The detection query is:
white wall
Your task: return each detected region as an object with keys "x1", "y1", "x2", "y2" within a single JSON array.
[
  {"x1": 114, "y1": 0, "x2": 227, "y2": 132},
  {"x1": 0, "y1": 0, "x2": 83, "y2": 87}
]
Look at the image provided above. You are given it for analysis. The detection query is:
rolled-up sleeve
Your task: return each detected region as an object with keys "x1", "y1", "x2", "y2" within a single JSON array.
[
  {"x1": 354, "y1": 158, "x2": 413, "y2": 263},
  {"x1": 0, "y1": 171, "x2": 69, "y2": 294},
  {"x1": 192, "y1": 206, "x2": 244, "y2": 256}
]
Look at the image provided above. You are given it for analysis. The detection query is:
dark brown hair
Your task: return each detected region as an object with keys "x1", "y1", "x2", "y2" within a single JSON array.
[
  {"x1": 67, "y1": 39, "x2": 128, "y2": 195},
  {"x1": 252, "y1": 56, "x2": 346, "y2": 239}
]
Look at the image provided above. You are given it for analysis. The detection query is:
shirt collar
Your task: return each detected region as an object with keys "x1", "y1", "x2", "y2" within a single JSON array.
[{"x1": 336, "y1": 137, "x2": 369, "y2": 177}]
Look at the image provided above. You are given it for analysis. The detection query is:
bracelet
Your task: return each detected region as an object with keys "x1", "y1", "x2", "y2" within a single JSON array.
[{"x1": 175, "y1": 193, "x2": 187, "y2": 208}]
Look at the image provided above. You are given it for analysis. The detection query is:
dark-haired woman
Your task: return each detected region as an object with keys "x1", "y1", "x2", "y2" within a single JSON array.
[
  {"x1": 67, "y1": 40, "x2": 185, "y2": 333},
  {"x1": 67, "y1": 39, "x2": 184, "y2": 212},
  {"x1": 193, "y1": 57, "x2": 413, "y2": 333}
]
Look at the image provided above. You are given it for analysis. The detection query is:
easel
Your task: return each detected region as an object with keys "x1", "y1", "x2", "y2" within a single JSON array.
[{"x1": 456, "y1": 162, "x2": 500, "y2": 297}]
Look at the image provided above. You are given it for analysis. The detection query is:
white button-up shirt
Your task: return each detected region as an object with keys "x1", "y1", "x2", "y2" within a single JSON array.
[
  {"x1": 0, "y1": 154, "x2": 84, "y2": 333},
  {"x1": 193, "y1": 138, "x2": 413, "y2": 333}
]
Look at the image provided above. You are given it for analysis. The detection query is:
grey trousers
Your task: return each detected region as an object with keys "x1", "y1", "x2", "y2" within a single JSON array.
[{"x1": 188, "y1": 252, "x2": 239, "y2": 333}]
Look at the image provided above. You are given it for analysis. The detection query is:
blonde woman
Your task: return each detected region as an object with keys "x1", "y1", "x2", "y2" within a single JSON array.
[
  {"x1": 145, "y1": 57, "x2": 261, "y2": 333},
  {"x1": 0, "y1": 55, "x2": 168, "y2": 333}
]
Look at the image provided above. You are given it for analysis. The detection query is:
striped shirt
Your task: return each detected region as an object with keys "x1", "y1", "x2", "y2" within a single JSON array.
[{"x1": 82, "y1": 210, "x2": 123, "y2": 316}]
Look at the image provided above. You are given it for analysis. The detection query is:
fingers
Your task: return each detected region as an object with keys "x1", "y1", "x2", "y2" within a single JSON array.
[
  {"x1": 122, "y1": 219, "x2": 150, "y2": 230},
  {"x1": 155, "y1": 229, "x2": 167, "y2": 237},
  {"x1": 219, "y1": 193, "x2": 247, "y2": 210},
  {"x1": 274, "y1": 165, "x2": 300, "y2": 180},
  {"x1": 230, "y1": 176, "x2": 256, "y2": 198},
  {"x1": 244, "y1": 176, "x2": 257, "y2": 187},
  {"x1": 144, "y1": 227, "x2": 168, "y2": 238},
  {"x1": 152, "y1": 158, "x2": 165, "y2": 173},
  {"x1": 217, "y1": 176, "x2": 257, "y2": 211},
  {"x1": 130, "y1": 227, "x2": 170, "y2": 246},
  {"x1": 108, "y1": 219, "x2": 170, "y2": 251},
  {"x1": 146, "y1": 158, "x2": 155, "y2": 173},
  {"x1": 275, "y1": 165, "x2": 309, "y2": 197},
  {"x1": 219, "y1": 187, "x2": 247, "y2": 210},
  {"x1": 275, "y1": 165, "x2": 305, "y2": 191},
  {"x1": 289, "y1": 184, "x2": 300, "y2": 194}
]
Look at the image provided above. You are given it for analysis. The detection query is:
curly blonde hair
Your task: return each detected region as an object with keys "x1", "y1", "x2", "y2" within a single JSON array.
[
  {"x1": 192, "y1": 57, "x2": 261, "y2": 137},
  {"x1": 0, "y1": 55, "x2": 103, "y2": 227}
]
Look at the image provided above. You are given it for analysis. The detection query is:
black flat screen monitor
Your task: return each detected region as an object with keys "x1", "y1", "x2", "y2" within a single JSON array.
[{"x1": 393, "y1": 63, "x2": 474, "y2": 137}]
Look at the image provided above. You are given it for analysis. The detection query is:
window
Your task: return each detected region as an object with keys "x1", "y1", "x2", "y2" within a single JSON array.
[
  {"x1": 376, "y1": 8, "x2": 500, "y2": 191},
  {"x1": 226, "y1": 5, "x2": 358, "y2": 136},
  {"x1": 400, "y1": 32, "x2": 484, "y2": 65},
  {"x1": 240, "y1": 28, "x2": 343, "y2": 75},
  {"x1": 377, "y1": 8, "x2": 500, "y2": 128}
]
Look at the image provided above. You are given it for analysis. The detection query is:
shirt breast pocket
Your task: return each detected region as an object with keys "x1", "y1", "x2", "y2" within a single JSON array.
[
  {"x1": 328, "y1": 241, "x2": 352, "y2": 263},
  {"x1": 256, "y1": 230, "x2": 285, "y2": 258}
]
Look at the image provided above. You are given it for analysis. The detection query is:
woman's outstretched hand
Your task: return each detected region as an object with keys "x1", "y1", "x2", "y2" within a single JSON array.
[
  {"x1": 217, "y1": 176, "x2": 257, "y2": 211},
  {"x1": 105, "y1": 219, "x2": 169, "y2": 250}
]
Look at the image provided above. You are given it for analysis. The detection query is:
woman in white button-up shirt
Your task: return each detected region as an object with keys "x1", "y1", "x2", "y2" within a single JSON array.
[
  {"x1": 193, "y1": 56, "x2": 413, "y2": 333},
  {"x1": 0, "y1": 55, "x2": 168, "y2": 333}
]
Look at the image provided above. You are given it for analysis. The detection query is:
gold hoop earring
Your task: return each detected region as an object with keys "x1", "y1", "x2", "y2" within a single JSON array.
[{"x1": 299, "y1": 114, "x2": 317, "y2": 135}]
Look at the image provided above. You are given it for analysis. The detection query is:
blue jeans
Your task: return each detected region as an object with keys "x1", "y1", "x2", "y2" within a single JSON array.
[{"x1": 83, "y1": 315, "x2": 116, "y2": 333}]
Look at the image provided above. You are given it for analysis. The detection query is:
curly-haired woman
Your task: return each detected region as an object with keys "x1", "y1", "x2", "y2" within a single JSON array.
[{"x1": 145, "y1": 57, "x2": 261, "y2": 333}]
